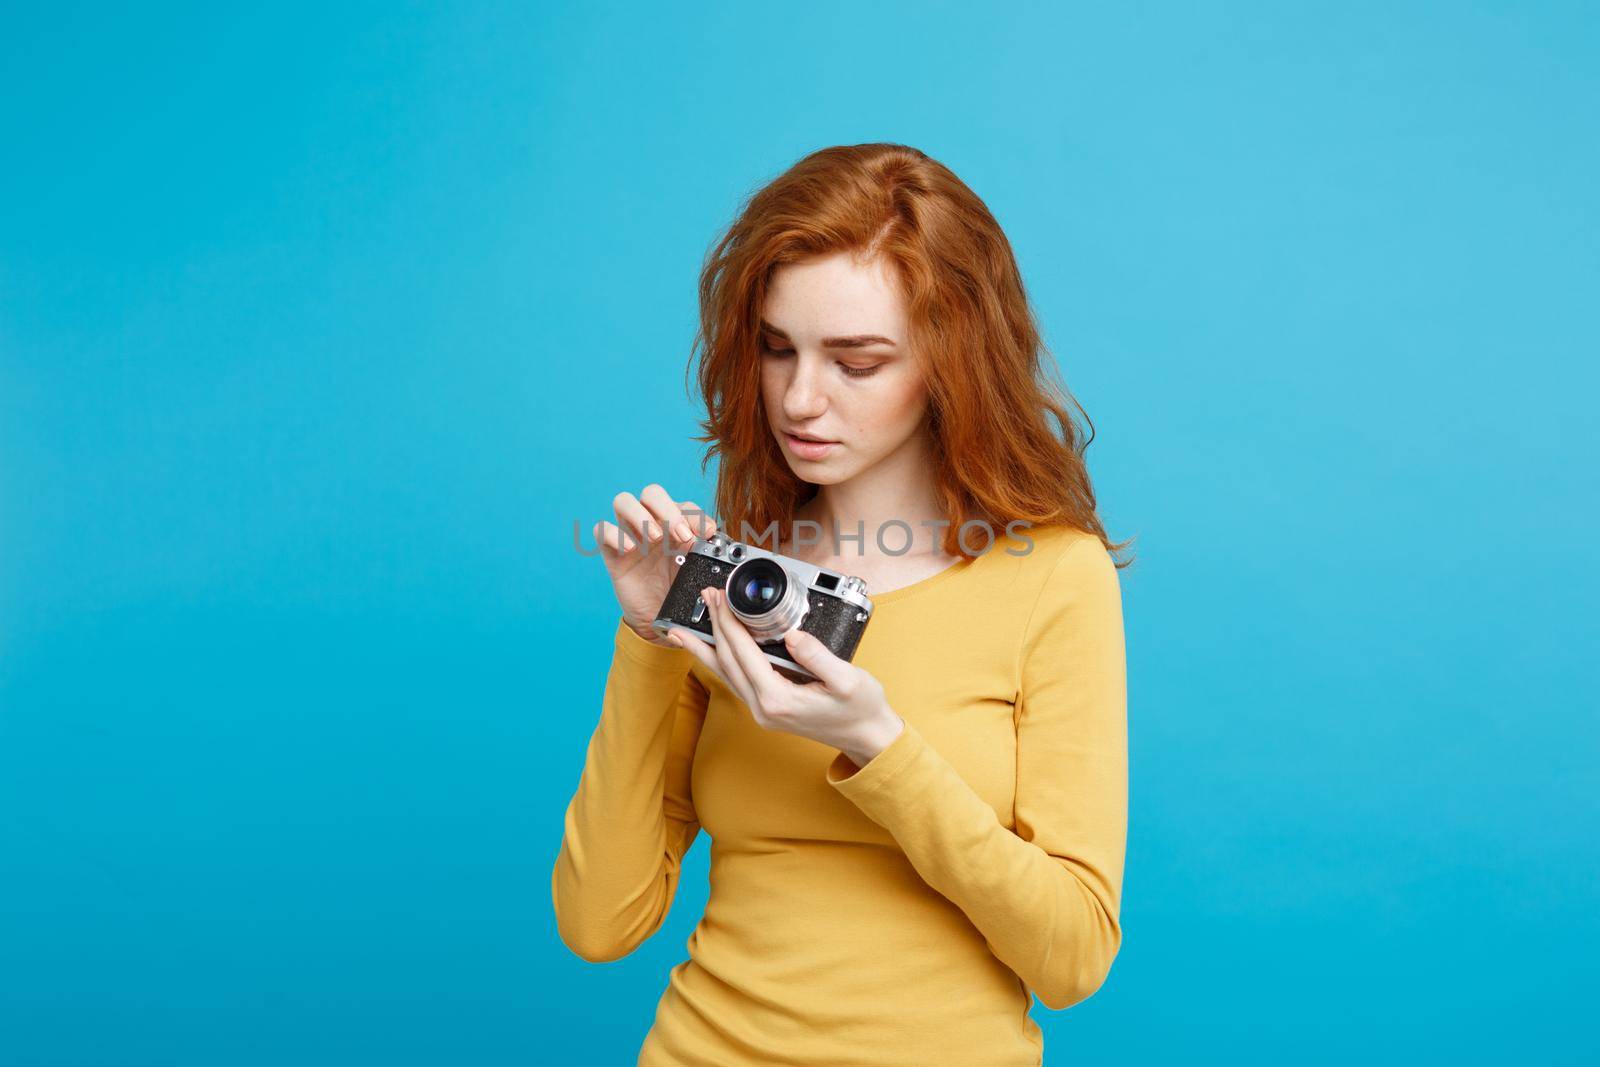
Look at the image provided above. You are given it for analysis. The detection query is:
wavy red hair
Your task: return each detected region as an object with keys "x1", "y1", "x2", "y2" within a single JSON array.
[{"x1": 688, "y1": 142, "x2": 1133, "y2": 568}]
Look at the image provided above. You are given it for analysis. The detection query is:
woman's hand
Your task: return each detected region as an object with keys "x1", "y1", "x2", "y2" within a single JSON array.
[
  {"x1": 594, "y1": 484, "x2": 717, "y2": 648},
  {"x1": 669, "y1": 586, "x2": 905, "y2": 768}
]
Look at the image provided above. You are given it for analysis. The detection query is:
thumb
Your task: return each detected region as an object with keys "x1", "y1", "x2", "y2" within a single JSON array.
[{"x1": 783, "y1": 628, "x2": 853, "y2": 689}]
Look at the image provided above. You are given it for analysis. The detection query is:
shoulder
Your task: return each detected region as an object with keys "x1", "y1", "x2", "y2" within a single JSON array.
[
  {"x1": 996, "y1": 521, "x2": 1110, "y2": 578},
  {"x1": 1006, "y1": 524, "x2": 1120, "y2": 630}
]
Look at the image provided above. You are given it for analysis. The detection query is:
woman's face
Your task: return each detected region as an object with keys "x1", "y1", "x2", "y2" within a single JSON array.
[{"x1": 758, "y1": 251, "x2": 930, "y2": 484}]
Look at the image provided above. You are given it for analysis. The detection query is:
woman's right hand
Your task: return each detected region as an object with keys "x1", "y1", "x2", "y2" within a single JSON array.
[{"x1": 594, "y1": 484, "x2": 718, "y2": 647}]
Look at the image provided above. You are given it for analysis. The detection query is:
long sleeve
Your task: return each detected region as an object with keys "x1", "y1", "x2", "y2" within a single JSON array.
[
  {"x1": 551, "y1": 616, "x2": 709, "y2": 963},
  {"x1": 824, "y1": 536, "x2": 1128, "y2": 1010}
]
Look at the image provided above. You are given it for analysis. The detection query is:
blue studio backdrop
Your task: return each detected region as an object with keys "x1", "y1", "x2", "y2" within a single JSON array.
[{"x1": 2, "y1": 4, "x2": 1595, "y2": 1064}]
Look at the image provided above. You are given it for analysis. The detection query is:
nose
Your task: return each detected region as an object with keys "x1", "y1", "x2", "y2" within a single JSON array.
[{"x1": 781, "y1": 353, "x2": 829, "y2": 423}]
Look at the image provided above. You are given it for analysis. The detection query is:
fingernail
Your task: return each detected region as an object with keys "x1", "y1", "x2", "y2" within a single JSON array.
[{"x1": 674, "y1": 521, "x2": 693, "y2": 541}]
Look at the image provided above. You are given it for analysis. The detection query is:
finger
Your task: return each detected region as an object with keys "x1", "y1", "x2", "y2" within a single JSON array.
[
  {"x1": 682, "y1": 637, "x2": 738, "y2": 698},
  {"x1": 638, "y1": 484, "x2": 698, "y2": 546},
  {"x1": 705, "y1": 588, "x2": 760, "y2": 708},
  {"x1": 676, "y1": 500, "x2": 718, "y2": 539},
  {"x1": 707, "y1": 587, "x2": 797, "y2": 709},
  {"x1": 705, "y1": 590, "x2": 755, "y2": 701},
  {"x1": 593, "y1": 519, "x2": 638, "y2": 556},
  {"x1": 781, "y1": 627, "x2": 857, "y2": 691},
  {"x1": 613, "y1": 491, "x2": 668, "y2": 551},
  {"x1": 666, "y1": 625, "x2": 720, "y2": 675}
]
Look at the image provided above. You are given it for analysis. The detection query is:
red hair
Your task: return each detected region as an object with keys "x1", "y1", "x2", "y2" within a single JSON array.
[{"x1": 688, "y1": 142, "x2": 1134, "y2": 568}]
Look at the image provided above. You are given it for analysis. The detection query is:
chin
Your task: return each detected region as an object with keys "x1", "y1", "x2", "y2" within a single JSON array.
[{"x1": 795, "y1": 461, "x2": 860, "y2": 484}]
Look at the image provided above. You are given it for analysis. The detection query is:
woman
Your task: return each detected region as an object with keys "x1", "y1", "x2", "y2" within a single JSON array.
[{"x1": 552, "y1": 143, "x2": 1131, "y2": 1067}]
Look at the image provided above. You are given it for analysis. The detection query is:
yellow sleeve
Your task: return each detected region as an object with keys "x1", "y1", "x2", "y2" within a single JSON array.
[
  {"x1": 551, "y1": 616, "x2": 709, "y2": 962},
  {"x1": 825, "y1": 537, "x2": 1128, "y2": 1009}
]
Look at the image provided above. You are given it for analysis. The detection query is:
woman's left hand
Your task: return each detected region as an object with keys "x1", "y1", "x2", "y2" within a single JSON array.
[{"x1": 668, "y1": 586, "x2": 904, "y2": 769}]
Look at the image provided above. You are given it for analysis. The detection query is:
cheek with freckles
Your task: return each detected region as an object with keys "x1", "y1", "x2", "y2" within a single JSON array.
[{"x1": 842, "y1": 373, "x2": 928, "y2": 458}]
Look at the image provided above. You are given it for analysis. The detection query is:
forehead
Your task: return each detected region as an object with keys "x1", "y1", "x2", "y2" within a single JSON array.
[{"x1": 762, "y1": 251, "x2": 907, "y2": 336}]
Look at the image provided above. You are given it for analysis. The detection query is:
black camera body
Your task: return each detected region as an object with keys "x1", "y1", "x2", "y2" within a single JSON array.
[{"x1": 652, "y1": 531, "x2": 875, "y2": 683}]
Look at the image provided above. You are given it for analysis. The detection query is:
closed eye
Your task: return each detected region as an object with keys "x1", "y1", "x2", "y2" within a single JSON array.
[{"x1": 760, "y1": 341, "x2": 881, "y2": 379}]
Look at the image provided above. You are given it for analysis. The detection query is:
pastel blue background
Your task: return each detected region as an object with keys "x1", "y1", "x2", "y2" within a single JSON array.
[{"x1": 3, "y1": 3, "x2": 1595, "y2": 1064}]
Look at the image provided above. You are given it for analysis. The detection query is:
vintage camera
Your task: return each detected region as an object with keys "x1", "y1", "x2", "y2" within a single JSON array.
[{"x1": 652, "y1": 531, "x2": 875, "y2": 683}]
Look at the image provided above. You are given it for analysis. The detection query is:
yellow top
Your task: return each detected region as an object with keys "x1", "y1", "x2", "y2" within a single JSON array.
[{"x1": 552, "y1": 522, "x2": 1128, "y2": 1066}]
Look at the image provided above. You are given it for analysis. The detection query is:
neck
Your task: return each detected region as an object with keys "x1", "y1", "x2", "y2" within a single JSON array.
[{"x1": 794, "y1": 422, "x2": 946, "y2": 559}]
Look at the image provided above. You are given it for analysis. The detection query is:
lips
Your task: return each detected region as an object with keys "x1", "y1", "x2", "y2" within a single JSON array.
[
  {"x1": 782, "y1": 431, "x2": 839, "y2": 460},
  {"x1": 783, "y1": 429, "x2": 837, "y2": 444}
]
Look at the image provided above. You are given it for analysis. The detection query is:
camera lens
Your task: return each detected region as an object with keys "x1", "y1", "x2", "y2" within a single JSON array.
[
  {"x1": 741, "y1": 574, "x2": 778, "y2": 606},
  {"x1": 724, "y1": 555, "x2": 810, "y2": 641},
  {"x1": 727, "y1": 558, "x2": 786, "y2": 615}
]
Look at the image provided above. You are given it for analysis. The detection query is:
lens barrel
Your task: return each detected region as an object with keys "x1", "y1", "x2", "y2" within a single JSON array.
[{"x1": 724, "y1": 556, "x2": 809, "y2": 641}]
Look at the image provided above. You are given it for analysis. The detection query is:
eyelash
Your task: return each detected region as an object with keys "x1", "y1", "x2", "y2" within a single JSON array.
[{"x1": 759, "y1": 343, "x2": 881, "y2": 379}]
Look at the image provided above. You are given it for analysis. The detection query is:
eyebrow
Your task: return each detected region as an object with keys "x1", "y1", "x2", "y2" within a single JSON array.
[{"x1": 759, "y1": 320, "x2": 898, "y2": 350}]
